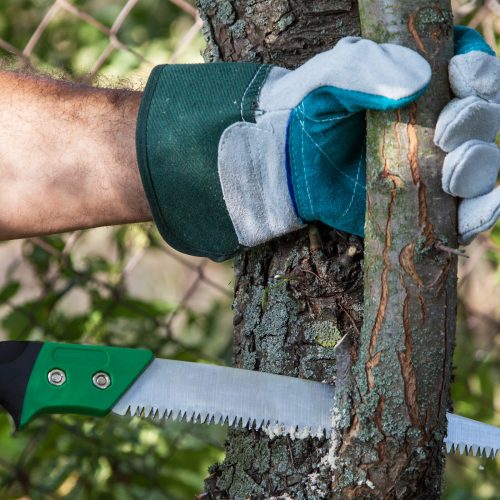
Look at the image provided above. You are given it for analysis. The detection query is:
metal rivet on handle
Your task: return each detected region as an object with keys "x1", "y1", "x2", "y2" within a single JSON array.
[
  {"x1": 92, "y1": 372, "x2": 111, "y2": 390},
  {"x1": 48, "y1": 369, "x2": 66, "y2": 386}
]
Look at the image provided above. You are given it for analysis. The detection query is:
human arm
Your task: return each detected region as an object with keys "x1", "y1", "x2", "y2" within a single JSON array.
[
  {"x1": 0, "y1": 71, "x2": 151, "y2": 241},
  {"x1": 1, "y1": 27, "x2": 497, "y2": 255}
]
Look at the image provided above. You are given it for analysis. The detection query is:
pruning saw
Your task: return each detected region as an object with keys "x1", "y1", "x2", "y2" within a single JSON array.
[{"x1": 0, "y1": 341, "x2": 498, "y2": 459}]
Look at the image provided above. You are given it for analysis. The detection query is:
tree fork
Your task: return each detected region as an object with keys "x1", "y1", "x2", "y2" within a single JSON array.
[{"x1": 196, "y1": 0, "x2": 457, "y2": 498}]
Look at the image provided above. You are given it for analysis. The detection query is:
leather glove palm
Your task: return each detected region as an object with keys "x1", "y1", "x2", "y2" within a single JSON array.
[{"x1": 136, "y1": 26, "x2": 498, "y2": 260}]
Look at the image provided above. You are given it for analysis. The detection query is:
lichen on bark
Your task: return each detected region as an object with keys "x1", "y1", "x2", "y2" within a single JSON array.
[
  {"x1": 196, "y1": 0, "x2": 457, "y2": 498},
  {"x1": 333, "y1": 2, "x2": 457, "y2": 498},
  {"x1": 204, "y1": 227, "x2": 364, "y2": 499},
  {"x1": 196, "y1": 2, "x2": 363, "y2": 497}
]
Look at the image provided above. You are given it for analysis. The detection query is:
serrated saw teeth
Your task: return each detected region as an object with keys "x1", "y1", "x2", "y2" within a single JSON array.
[
  {"x1": 446, "y1": 442, "x2": 499, "y2": 458},
  {"x1": 111, "y1": 359, "x2": 497, "y2": 452},
  {"x1": 116, "y1": 404, "x2": 328, "y2": 438},
  {"x1": 112, "y1": 358, "x2": 334, "y2": 435}
]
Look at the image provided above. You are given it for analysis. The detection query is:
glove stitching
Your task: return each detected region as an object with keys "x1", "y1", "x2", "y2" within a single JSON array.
[
  {"x1": 337, "y1": 143, "x2": 364, "y2": 225},
  {"x1": 453, "y1": 54, "x2": 498, "y2": 102},
  {"x1": 290, "y1": 112, "x2": 306, "y2": 218},
  {"x1": 298, "y1": 107, "x2": 315, "y2": 216},
  {"x1": 296, "y1": 107, "x2": 365, "y2": 227},
  {"x1": 240, "y1": 66, "x2": 264, "y2": 122},
  {"x1": 298, "y1": 120, "x2": 366, "y2": 189},
  {"x1": 451, "y1": 56, "x2": 474, "y2": 99},
  {"x1": 257, "y1": 108, "x2": 295, "y2": 115},
  {"x1": 298, "y1": 108, "x2": 355, "y2": 123}
]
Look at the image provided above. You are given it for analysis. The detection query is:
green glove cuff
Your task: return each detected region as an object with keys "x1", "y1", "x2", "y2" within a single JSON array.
[{"x1": 136, "y1": 63, "x2": 272, "y2": 261}]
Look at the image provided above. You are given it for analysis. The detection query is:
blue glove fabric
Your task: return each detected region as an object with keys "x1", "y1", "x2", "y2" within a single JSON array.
[
  {"x1": 286, "y1": 26, "x2": 496, "y2": 238},
  {"x1": 453, "y1": 25, "x2": 495, "y2": 56}
]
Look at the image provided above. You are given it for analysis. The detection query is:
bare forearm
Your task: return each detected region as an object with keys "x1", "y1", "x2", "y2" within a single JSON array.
[{"x1": 0, "y1": 71, "x2": 151, "y2": 240}]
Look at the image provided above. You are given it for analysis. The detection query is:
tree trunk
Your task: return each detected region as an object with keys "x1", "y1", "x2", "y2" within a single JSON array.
[
  {"x1": 332, "y1": 2, "x2": 456, "y2": 498},
  {"x1": 196, "y1": 1, "x2": 457, "y2": 498}
]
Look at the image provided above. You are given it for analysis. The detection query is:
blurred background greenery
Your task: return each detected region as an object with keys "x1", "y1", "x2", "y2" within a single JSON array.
[{"x1": 0, "y1": 0, "x2": 498, "y2": 498}]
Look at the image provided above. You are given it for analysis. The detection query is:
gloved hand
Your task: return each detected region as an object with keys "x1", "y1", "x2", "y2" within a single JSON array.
[
  {"x1": 136, "y1": 35, "x2": 430, "y2": 260},
  {"x1": 136, "y1": 26, "x2": 497, "y2": 261},
  {"x1": 434, "y1": 26, "x2": 500, "y2": 244}
]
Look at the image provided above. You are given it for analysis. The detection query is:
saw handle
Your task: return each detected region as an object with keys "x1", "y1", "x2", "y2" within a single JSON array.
[
  {"x1": 0, "y1": 340, "x2": 154, "y2": 430},
  {"x1": 0, "y1": 341, "x2": 43, "y2": 429}
]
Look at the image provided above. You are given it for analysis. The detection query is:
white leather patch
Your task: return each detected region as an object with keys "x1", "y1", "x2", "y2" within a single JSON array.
[
  {"x1": 442, "y1": 140, "x2": 500, "y2": 198},
  {"x1": 218, "y1": 117, "x2": 303, "y2": 247},
  {"x1": 459, "y1": 187, "x2": 500, "y2": 243},
  {"x1": 434, "y1": 96, "x2": 500, "y2": 152},
  {"x1": 449, "y1": 51, "x2": 500, "y2": 103},
  {"x1": 259, "y1": 38, "x2": 431, "y2": 111}
]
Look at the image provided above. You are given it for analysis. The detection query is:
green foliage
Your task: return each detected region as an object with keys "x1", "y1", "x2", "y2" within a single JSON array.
[
  {"x1": 0, "y1": 1, "x2": 498, "y2": 498},
  {"x1": 0, "y1": 226, "x2": 232, "y2": 498},
  {"x1": 444, "y1": 301, "x2": 500, "y2": 499},
  {"x1": 0, "y1": 0, "x2": 204, "y2": 78}
]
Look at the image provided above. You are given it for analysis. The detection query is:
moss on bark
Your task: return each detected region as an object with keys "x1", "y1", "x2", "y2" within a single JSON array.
[
  {"x1": 197, "y1": 0, "x2": 456, "y2": 498},
  {"x1": 332, "y1": 2, "x2": 456, "y2": 498}
]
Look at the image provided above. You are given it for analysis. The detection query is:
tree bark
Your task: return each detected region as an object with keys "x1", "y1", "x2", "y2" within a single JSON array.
[
  {"x1": 196, "y1": 1, "x2": 457, "y2": 498},
  {"x1": 332, "y1": 2, "x2": 456, "y2": 498}
]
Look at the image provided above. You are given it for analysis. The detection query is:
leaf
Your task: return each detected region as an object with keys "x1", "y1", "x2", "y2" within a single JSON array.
[{"x1": 0, "y1": 281, "x2": 20, "y2": 302}]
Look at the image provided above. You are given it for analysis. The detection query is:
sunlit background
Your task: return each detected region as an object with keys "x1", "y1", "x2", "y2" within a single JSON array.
[{"x1": 0, "y1": 0, "x2": 498, "y2": 498}]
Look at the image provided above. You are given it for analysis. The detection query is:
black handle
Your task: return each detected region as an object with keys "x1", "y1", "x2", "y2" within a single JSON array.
[{"x1": 0, "y1": 341, "x2": 42, "y2": 428}]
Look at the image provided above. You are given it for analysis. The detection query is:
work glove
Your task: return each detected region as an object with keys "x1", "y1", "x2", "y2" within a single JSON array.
[
  {"x1": 136, "y1": 26, "x2": 498, "y2": 261},
  {"x1": 434, "y1": 26, "x2": 500, "y2": 244}
]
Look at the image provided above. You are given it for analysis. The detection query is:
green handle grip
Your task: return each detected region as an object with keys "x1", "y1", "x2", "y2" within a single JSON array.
[{"x1": 0, "y1": 341, "x2": 153, "y2": 429}]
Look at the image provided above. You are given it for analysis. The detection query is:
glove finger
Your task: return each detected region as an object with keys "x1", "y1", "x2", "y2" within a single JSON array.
[
  {"x1": 218, "y1": 119, "x2": 303, "y2": 247},
  {"x1": 459, "y1": 187, "x2": 500, "y2": 244},
  {"x1": 449, "y1": 52, "x2": 500, "y2": 103},
  {"x1": 261, "y1": 37, "x2": 431, "y2": 112},
  {"x1": 434, "y1": 96, "x2": 500, "y2": 152},
  {"x1": 442, "y1": 140, "x2": 500, "y2": 198}
]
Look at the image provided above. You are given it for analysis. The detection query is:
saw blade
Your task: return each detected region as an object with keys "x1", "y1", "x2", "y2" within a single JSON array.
[
  {"x1": 112, "y1": 359, "x2": 334, "y2": 437},
  {"x1": 112, "y1": 359, "x2": 499, "y2": 452},
  {"x1": 444, "y1": 413, "x2": 499, "y2": 458}
]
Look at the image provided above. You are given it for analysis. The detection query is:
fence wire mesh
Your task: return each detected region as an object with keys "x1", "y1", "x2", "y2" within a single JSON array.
[
  {"x1": 0, "y1": 0, "x2": 498, "y2": 498},
  {"x1": 0, "y1": 2, "x2": 233, "y2": 498},
  {"x1": 0, "y1": 0, "x2": 229, "y2": 357}
]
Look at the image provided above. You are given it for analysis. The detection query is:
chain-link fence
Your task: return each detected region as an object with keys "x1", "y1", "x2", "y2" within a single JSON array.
[
  {"x1": 0, "y1": 0, "x2": 202, "y2": 70},
  {"x1": 0, "y1": 2, "x2": 233, "y2": 498},
  {"x1": 0, "y1": 0, "x2": 498, "y2": 498},
  {"x1": 0, "y1": 1, "x2": 231, "y2": 363}
]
